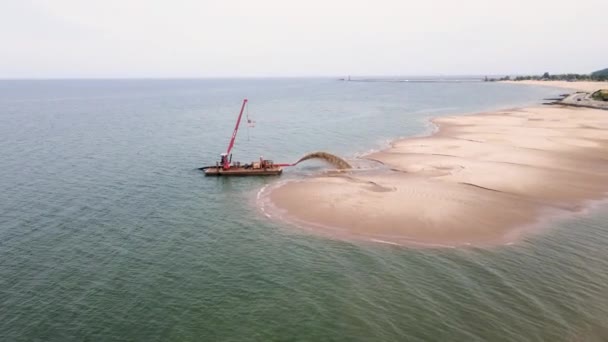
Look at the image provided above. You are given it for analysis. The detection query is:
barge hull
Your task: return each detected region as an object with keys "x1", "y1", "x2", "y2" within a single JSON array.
[{"x1": 204, "y1": 167, "x2": 282, "y2": 176}]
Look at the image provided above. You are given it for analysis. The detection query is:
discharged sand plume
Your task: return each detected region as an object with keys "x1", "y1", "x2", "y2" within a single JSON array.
[
  {"x1": 265, "y1": 105, "x2": 608, "y2": 247},
  {"x1": 294, "y1": 151, "x2": 352, "y2": 169}
]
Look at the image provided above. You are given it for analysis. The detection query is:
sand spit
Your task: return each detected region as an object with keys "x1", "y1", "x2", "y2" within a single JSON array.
[
  {"x1": 502, "y1": 80, "x2": 608, "y2": 92},
  {"x1": 265, "y1": 106, "x2": 608, "y2": 246}
]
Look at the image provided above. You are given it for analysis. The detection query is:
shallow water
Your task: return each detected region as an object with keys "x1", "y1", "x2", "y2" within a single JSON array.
[{"x1": 1, "y1": 79, "x2": 607, "y2": 341}]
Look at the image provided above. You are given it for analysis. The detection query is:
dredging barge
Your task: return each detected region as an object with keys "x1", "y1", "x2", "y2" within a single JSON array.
[
  {"x1": 200, "y1": 99, "x2": 287, "y2": 176},
  {"x1": 202, "y1": 158, "x2": 283, "y2": 176}
]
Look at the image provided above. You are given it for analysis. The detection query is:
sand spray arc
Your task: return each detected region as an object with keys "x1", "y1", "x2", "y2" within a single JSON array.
[{"x1": 291, "y1": 151, "x2": 352, "y2": 169}]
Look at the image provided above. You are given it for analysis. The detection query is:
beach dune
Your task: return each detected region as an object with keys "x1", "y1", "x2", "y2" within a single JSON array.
[{"x1": 266, "y1": 104, "x2": 608, "y2": 246}]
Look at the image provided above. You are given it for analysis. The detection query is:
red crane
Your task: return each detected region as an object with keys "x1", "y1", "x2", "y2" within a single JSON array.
[
  {"x1": 221, "y1": 98, "x2": 248, "y2": 169},
  {"x1": 201, "y1": 99, "x2": 290, "y2": 176}
]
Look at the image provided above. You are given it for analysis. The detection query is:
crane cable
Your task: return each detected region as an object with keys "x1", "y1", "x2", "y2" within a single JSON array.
[{"x1": 246, "y1": 103, "x2": 255, "y2": 140}]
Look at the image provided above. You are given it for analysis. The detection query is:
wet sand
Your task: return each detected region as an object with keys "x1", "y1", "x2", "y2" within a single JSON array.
[{"x1": 265, "y1": 102, "x2": 608, "y2": 246}]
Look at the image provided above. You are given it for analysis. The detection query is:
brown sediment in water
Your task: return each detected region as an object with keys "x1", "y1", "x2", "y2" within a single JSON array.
[{"x1": 264, "y1": 105, "x2": 608, "y2": 247}]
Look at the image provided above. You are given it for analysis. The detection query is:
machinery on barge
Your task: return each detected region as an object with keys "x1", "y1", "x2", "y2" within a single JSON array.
[{"x1": 200, "y1": 99, "x2": 288, "y2": 176}]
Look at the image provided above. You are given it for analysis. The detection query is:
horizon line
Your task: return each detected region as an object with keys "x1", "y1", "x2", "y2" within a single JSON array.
[{"x1": 0, "y1": 73, "x2": 569, "y2": 81}]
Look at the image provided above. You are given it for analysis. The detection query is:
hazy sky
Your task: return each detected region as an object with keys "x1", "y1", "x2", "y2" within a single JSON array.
[{"x1": 2, "y1": 0, "x2": 606, "y2": 78}]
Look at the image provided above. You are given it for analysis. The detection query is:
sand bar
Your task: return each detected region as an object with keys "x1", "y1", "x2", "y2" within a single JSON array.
[
  {"x1": 264, "y1": 83, "x2": 608, "y2": 246},
  {"x1": 503, "y1": 80, "x2": 607, "y2": 92}
]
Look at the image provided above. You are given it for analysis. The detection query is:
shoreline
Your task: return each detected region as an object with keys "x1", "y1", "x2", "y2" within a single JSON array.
[
  {"x1": 261, "y1": 82, "x2": 608, "y2": 247},
  {"x1": 502, "y1": 80, "x2": 607, "y2": 92}
]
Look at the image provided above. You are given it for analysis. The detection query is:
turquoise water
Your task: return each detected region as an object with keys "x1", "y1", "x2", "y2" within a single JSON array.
[{"x1": 1, "y1": 79, "x2": 607, "y2": 341}]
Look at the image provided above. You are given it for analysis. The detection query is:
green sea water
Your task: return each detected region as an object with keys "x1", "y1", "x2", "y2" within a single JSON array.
[{"x1": 1, "y1": 79, "x2": 607, "y2": 341}]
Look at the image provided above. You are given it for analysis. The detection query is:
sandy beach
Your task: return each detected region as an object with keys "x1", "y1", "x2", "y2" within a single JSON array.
[
  {"x1": 265, "y1": 82, "x2": 608, "y2": 246},
  {"x1": 503, "y1": 80, "x2": 607, "y2": 92}
]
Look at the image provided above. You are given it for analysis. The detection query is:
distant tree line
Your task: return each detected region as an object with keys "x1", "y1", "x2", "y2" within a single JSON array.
[{"x1": 486, "y1": 68, "x2": 608, "y2": 82}]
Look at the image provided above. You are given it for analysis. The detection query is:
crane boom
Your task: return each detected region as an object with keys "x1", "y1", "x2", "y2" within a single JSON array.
[{"x1": 223, "y1": 99, "x2": 248, "y2": 169}]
